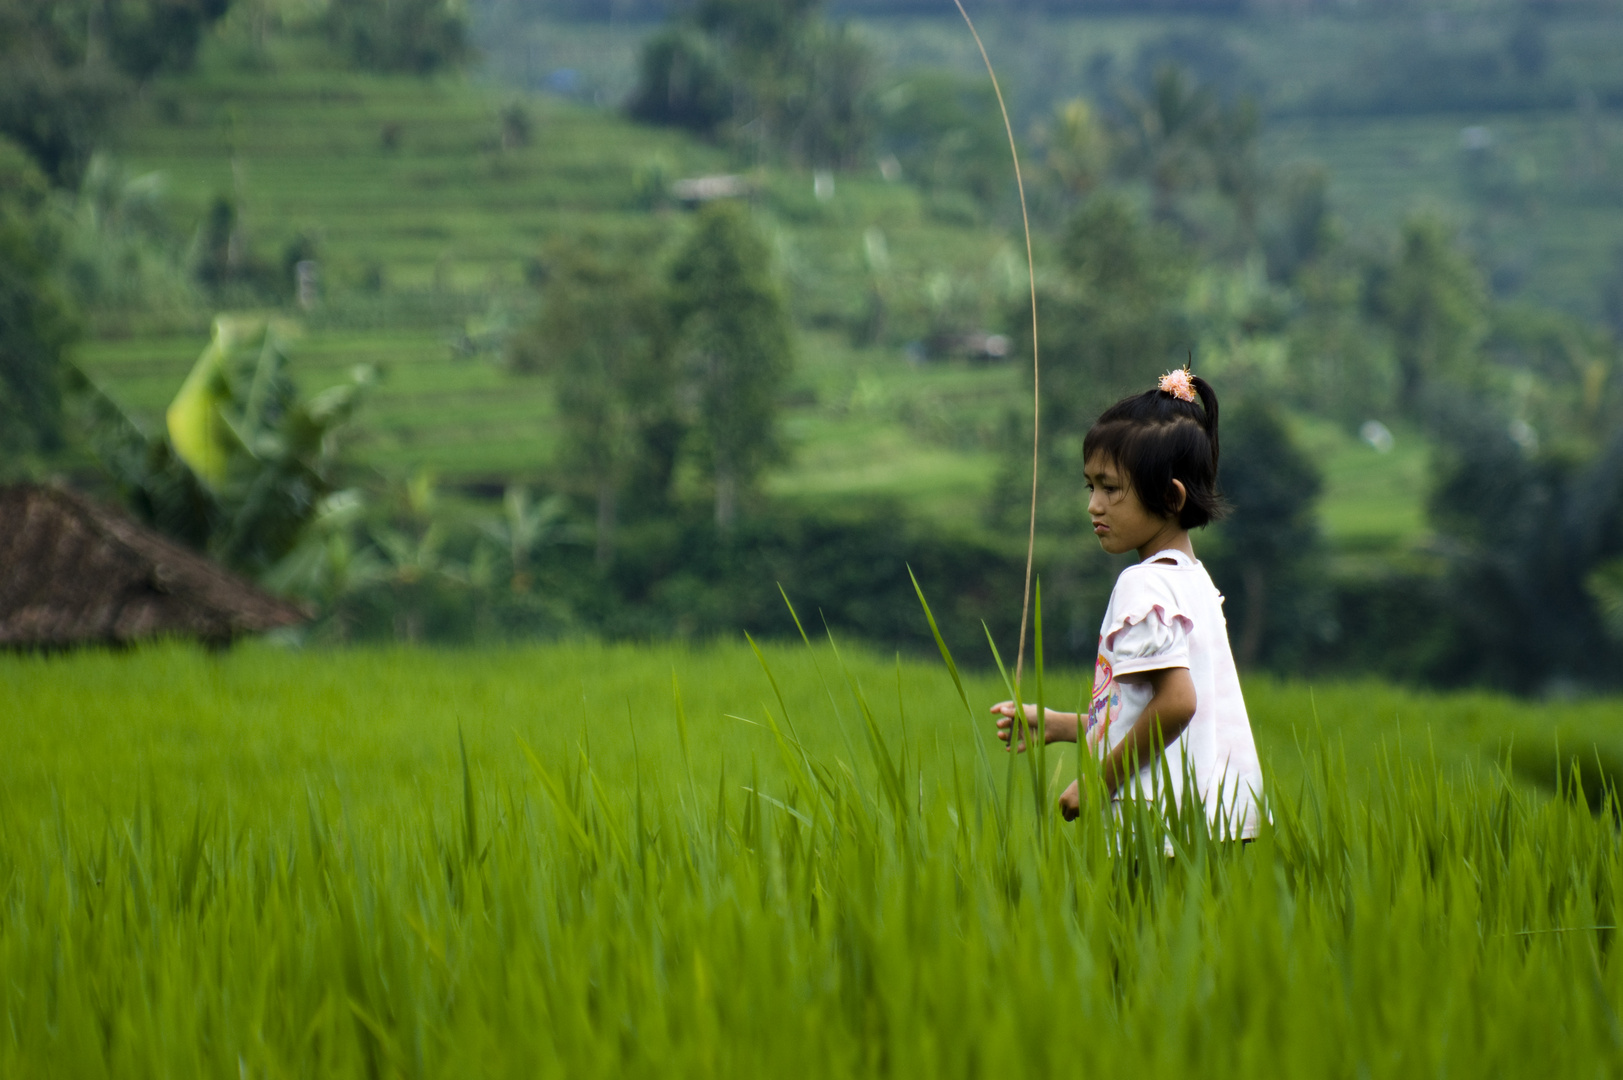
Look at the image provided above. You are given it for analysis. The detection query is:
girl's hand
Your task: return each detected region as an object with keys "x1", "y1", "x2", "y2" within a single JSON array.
[
  {"x1": 1059, "y1": 779, "x2": 1081, "y2": 821},
  {"x1": 989, "y1": 703, "x2": 1077, "y2": 751}
]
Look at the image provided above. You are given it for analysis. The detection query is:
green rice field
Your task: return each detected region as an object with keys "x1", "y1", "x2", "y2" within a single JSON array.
[{"x1": 5, "y1": 634, "x2": 1623, "y2": 1076}]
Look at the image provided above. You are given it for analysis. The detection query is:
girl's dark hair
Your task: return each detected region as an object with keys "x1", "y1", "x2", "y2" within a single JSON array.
[{"x1": 1082, "y1": 374, "x2": 1226, "y2": 529}]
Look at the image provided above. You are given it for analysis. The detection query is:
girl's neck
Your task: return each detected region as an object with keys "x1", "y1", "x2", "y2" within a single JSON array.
[{"x1": 1137, "y1": 522, "x2": 1194, "y2": 563}]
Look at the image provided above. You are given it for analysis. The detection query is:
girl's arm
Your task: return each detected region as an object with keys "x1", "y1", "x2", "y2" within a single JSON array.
[
  {"x1": 1099, "y1": 666, "x2": 1196, "y2": 797},
  {"x1": 1057, "y1": 666, "x2": 1197, "y2": 820},
  {"x1": 989, "y1": 702, "x2": 1078, "y2": 751}
]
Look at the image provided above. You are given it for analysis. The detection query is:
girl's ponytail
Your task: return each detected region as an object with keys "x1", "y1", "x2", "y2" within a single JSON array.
[
  {"x1": 1086, "y1": 366, "x2": 1228, "y2": 529},
  {"x1": 1191, "y1": 374, "x2": 1220, "y2": 470}
]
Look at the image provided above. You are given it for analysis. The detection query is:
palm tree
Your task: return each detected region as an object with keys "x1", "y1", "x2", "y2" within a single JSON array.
[
  {"x1": 1206, "y1": 98, "x2": 1261, "y2": 247},
  {"x1": 1117, "y1": 65, "x2": 1216, "y2": 225},
  {"x1": 479, "y1": 486, "x2": 573, "y2": 594}
]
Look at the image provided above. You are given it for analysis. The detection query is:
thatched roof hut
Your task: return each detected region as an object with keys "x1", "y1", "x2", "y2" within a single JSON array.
[{"x1": 0, "y1": 483, "x2": 305, "y2": 648}]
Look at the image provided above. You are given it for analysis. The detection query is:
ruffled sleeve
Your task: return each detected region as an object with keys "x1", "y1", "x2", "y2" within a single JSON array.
[{"x1": 1103, "y1": 570, "x2": 1193, "y2": 675}]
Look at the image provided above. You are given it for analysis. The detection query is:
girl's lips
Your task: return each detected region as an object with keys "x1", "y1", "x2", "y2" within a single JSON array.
[{"x1": 1092, "y1": 522, "x2": 1107, "y2": 534}]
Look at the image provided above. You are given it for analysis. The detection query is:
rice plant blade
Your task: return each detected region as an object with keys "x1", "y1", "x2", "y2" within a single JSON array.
[
  {"x1": 745, "y1": 632, "x2": 827, "y2": 811},
  {"x1": 744, "y1": 787, "x2": 813, "y2": 828},
  {"x1": 908, "y1": 566, "x2": 973, "y2": 718},
  {"x1": 909, "y1": 565, "x2": 1002, "y2": 821},
  {"x1": 779, "y1": 586, "x2": 862, "y2": 767},
  {"x1": 458, "y1": 724, "x2": 479, "y2": 865},
  {"x1": 672, "y1": 669, "x2": 700, "y2": 811},
  {"x1": 820, "y1": 623, "x2": 908, "y2": 823},
  {"x1": 1032, "y1": 577, "x2": 1048, "y2": 831},
  {"x1": 517, "y1": 735, "x2": 596, "y2": 857},
  {"x1": 984, "y1": 620, "x2": 1041, "y2": 822}
]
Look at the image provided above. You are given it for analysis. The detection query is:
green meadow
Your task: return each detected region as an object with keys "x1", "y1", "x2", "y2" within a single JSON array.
[{"x1": 5, "y1": 635, "x2": 1623, "y2": 1075}]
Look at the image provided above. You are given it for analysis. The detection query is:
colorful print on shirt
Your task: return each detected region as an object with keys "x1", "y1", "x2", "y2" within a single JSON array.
[{"x1": 1087, "y1": 640, "x2": 1118, "y2": 747}]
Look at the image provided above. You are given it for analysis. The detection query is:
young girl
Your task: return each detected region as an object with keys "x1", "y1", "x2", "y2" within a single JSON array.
[{"x1": 992, "y1": 369, "x2": 1264, "y2": 838}]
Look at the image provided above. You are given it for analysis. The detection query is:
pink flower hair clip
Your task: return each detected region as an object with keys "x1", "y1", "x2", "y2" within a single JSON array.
[{"x1": 1158, "y1": 367, "x2": 1197, "y2": 402}]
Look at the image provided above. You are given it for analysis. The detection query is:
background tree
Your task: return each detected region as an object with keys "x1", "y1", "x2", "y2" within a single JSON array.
[
  {"x1": 326, "y1": 0, "x2": 469, "y2": 75},
  {"x1": 1206, "y1": 97, "x2": 1261, "y2": 247},
  {"x1": 79, "y1": 317, "x2": 373, "y2": 576},
  {"x1": 791, "y1": 22, "x2": 876, "y2": 170},
  {"x1": 56, "y1": 155, "x2": 198, "y2": 317},
  {"x1": 1483, "y1": 303, "x2": 1617, "y2": 448},
  {"x1": 627, "y1": 28, "x2": 732, "y2": 136},
  {"x1": 628, "y1": 0, "x2": 876, "y2": 169},
  {"x1": 1379, "y1": 215, "x2": 1489, "y2": 406},
  {"x1": 1097, "y1": 58, "x2": 1262, "y2": 247},
  {"x1": 669, "y1": 202, "x2": 793, "y2": 532},
  {"x1": 1601, "y1": 245, "x2": 1623, "y2": 344},
  {"x1": 1115, "y1": 65, "x2": 1217, "y2": 226},
  {"x1": 102, "y1": 0, "x2": 235, "y2": 80},
  {"x1": 477, "y1": 486, "x2": 574, "y2": 594},
  {"x1": 1419, "y1": 398, "x2": 1623, "y2": 690},
  {"x1": 1035, "y1": 98, "x2": 1110, "y2": 211},
  {"x1": 1202, "y1": 400, "x2": 1326, "y2": 670},
  {"x1": 507, "y1": 235, "x2": 673, "y2": 566},
  {"x1": 191, "y1": 193, "x2": 280, "y2": 302},
  {"x1": 0, "y1": 4, "x2": 124, "y2": 186},
  {"x1": 879, "y1": 70, "x2": 1006, "y2": 209},
  {"x1": 0, "y1": 137, "x2": 77, "y2": 471},
  {"x1": 1003, "y1": 194, "x2": 1190, "y2": 529},
  {"x1": 1129, "y1": 29, "x2": 1263, "y2": 105},
  {"x1": 0, "y1": 1, "x2": 232, "y2": 186},
  {"x1": 691, "y1": 0, "x2": 818, "y2": 152},
  {"x1": 1265, "y1": 163, "x2": 1335, "y2": 283}
]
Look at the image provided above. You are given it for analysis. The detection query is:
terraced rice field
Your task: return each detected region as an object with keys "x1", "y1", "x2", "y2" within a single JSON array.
[{"x1": 72, "y1": 36, "x2": 1436, "y2": 550}]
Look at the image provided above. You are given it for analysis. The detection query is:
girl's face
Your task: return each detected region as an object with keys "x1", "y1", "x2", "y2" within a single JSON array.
[{"x1": 1084, "y1": 454, "x2": 1186, "y2": 558}]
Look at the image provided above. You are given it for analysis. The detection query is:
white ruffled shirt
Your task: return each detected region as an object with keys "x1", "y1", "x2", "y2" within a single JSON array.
[{"x1": 1086, "y1": 548, "x2": 1264, "y2": 839}]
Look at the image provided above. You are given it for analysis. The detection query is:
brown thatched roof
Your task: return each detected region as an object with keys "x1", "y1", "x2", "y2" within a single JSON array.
[{"x1": 0, "y1": 483, "x2": 305, "y2": 648}]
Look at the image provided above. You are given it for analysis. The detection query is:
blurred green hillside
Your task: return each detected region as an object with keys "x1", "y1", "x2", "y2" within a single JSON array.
[
  {"x1": 74, "y1": 22, "x2": 1431, "y2": 555},
  {"x1": 16, "y1": 0, "x2": 1613, "y2": 687},
  {"x1": 73, "y1": 34, "x2": 1030, "y2": 537},
  {"x1": 483, "y1": 7, "x2": 1623, "y2": 322}
]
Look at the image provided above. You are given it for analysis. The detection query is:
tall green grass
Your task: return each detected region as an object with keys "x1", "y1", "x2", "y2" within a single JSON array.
[{"x1": 3, "y1": 637, "x2": 1621, "y2": 1076}]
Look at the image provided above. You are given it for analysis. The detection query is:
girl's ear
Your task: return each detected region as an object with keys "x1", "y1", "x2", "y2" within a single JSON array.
[{"x1": 1167, "y1": 479, "x2": 1188, "y2": 515}]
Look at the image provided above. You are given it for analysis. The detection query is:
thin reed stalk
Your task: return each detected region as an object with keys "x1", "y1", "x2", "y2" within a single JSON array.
[{"x1": 952, "y1": 0, "x2": 1042, "y2": 687}]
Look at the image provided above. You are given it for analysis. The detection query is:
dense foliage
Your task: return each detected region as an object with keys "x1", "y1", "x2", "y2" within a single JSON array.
[
  {"x1": 506, "y1": 232, "x2": 674, "y2": 562},
  {"x1": 80, "y1": 318, "x2": 373, "y2": 575},
  {"x1": 669, "y1": 202, "x2": 796, "y2": 530},
  {"x1": 7, "y1": 2, "x2": 1618, "y2": 693},
  {"x1": 0, "y1": 139, "x2": 76, "y2": 467},
  {"x1": 0, "y1": 0, "x2": 232, "y2": 184},
  {"x1": 964, "y1": 40, "x2": 1623, "y2": 690},
  {"x1": 629, "y1": 0, "x2": 878, "y2": 168},
  {"x1": 325, "y1": 0, "x2": 470, "y2": 75},
  {"x1": 1200, "y1": 400, "x2": 1325, "y2": 672}
]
